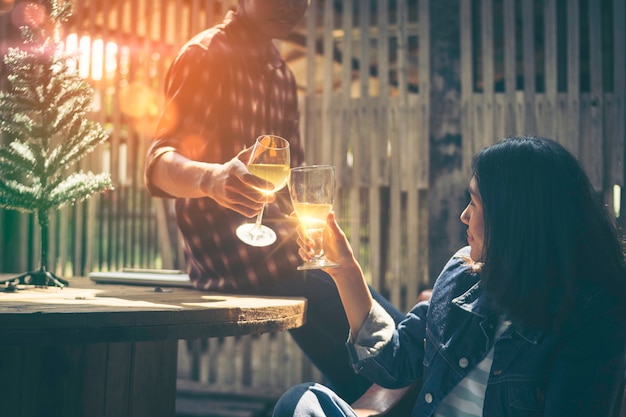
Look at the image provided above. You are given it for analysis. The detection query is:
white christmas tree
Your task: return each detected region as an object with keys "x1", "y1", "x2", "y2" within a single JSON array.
[{"x1": 0, "y1": 0, "x2": 112, "y2": 288}]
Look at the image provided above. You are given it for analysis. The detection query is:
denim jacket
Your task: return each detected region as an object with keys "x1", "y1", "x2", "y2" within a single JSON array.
[{"x1": 347, "y1": 247, "x2": 626, "y2": 417}]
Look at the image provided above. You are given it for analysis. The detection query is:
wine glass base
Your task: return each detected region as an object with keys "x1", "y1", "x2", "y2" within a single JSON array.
[
  {"x1": 297, "y1": 257, "x2": 340, "y2": 270},
  {"x1": 236, "y1": 223, "x2": 277, "y2": 247}
]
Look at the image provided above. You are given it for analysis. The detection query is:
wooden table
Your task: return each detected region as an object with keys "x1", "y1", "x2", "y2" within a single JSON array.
[{"x1": 0, "y1": 278, "x2": 306, "y2": 417}]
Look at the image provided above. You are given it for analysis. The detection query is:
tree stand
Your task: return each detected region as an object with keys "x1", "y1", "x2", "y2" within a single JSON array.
[
  {"x1": 0, "y1": 210, "x2": 68, "y2": 291},
  {"x1": 0, "y1": 266, "x2": 68, "y2": 290}
]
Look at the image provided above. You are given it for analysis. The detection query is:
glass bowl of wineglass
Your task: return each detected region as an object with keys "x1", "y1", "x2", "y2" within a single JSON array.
[
  {"x1": 288, "y1": 165, "x2": 340, "y2": 270},
  {"x1": 235, "y1": 135, "x2": 291, "y2": 247}
]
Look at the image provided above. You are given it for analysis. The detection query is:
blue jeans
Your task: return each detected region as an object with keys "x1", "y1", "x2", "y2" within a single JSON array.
[
  {"x1": 257, "y1": 269, "x2": 404, "y2": 403},
  {"x1": 273, "y1": 382, "x2": 357, "y2": 417}
]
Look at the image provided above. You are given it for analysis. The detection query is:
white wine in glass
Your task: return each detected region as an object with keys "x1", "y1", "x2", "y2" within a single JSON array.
[
  {"x1": 289, "y1": 165, "x2": 339, "y2": 270},
  {"x1": 236, "y1": 135, "x2": 290, "y2": 247}
]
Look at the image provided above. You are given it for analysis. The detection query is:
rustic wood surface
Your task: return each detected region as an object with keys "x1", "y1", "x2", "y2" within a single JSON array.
[{"x1": 0, "y1": 277, "x2": 307, "y2": 345}]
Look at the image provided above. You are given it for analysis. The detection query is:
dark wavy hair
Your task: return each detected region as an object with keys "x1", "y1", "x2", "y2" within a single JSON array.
[{"x1": 472, "y1": 136, "x2": 626, "y2": 330}]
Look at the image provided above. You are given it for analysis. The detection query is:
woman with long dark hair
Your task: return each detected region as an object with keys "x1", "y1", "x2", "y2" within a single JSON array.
[{"x1": 274, "y1": 136, "x2": 626, "y2": 416}]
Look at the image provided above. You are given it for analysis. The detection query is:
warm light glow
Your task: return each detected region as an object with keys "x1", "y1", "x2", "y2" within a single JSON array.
[
  {"x1": 119, "y1": 82, "x2": 160, "y2": 118},
  {"x1": 64, "y1": 34, "x2": 119, "y2": 82},
  {"x1": 78, "y1": 36, "x2": 91, "y2": 79},
  {"x1": 0, "y1": 287, "x2": 182, "y2": 309},
  {"x1": 0, "y1": 0, "x2": 15, "y2": 15},
  {"x1": 64, "y1": 33, "x2": 78, "y2": 67},
  {"x1": 614, "y1": 184, "x2": 622, "y2": 218},
  {"x1": 10, "y1": 1, "x2": 45, "y2": 29},
  {"x1": 118, "y1": 143, "x2": 128, "y2": 185},
  {"x1": 105, "y1": 41, "x2": 118, "y2": 78},
  {"x1": 91, "y1": 38, "x2": 104, "y2": 81}
]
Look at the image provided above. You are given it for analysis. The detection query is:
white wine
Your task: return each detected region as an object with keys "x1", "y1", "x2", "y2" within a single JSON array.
[
  {"x1": 293, "y1": 202, "x2": 332, "y2": 232},
  {"x1": 236, "y1": 135, "x2": 290, "y2": 248},
  {"x1": 248, "y1": 163, "x2": 290, "y2": 193},
  {"x1": 288, "y1": 165, "x2": 339, "y2": 270}
]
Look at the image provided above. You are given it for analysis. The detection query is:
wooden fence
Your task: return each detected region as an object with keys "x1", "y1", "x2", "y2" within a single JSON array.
[{"x1": 0, "y1": 0, "x2": 624, "y2": 396}]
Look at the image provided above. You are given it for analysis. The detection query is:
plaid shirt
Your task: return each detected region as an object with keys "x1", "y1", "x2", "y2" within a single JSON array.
[{"x1": 145, "y1": 10, "x2": 305, "y2": 291}]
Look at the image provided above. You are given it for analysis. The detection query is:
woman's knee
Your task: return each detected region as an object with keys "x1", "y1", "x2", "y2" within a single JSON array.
[
  {"x1": 273, "y1": 382, "x2": 355, "y2": 417},
  {"x1": 273, "y1": 383, "x2": 317, "y2": 417}
]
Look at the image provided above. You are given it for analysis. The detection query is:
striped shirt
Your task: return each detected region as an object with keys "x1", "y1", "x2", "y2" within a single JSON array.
[
  {"x1": 434, "y1": 319, "x2": 511, "y2": 417},
  {"x1": 145, "y1": 10, "x2": 305, "y2": 291}
]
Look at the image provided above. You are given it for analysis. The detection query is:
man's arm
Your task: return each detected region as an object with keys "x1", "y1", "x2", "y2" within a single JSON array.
[{"x1": 149, "y1": 149, "x2": 272, "y2": 218}]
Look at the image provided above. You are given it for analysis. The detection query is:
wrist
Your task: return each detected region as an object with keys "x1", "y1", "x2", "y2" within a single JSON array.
[
  {"x1": 328, "y1": 258, "x2": 362, "y2": 281},
  {"x1": 198, "y1": 167, "x2": 213, "y2": 197}
]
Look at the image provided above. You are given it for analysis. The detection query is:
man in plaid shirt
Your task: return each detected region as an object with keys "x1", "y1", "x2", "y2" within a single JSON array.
[{"x1": 145, "y1": 0, "x2": 403, "y2": 403}]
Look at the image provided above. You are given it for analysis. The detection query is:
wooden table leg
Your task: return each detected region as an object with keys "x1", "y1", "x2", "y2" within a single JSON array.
[{"x1": 0, "y1": 340, "x2": 178, "y2": 417}]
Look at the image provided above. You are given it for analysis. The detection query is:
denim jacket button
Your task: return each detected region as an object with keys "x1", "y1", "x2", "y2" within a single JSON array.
[
  {"x1": 459, "y1": 357, "x2": 469, "y2": 368},
  {"x1": 425, "y1": 393, "x2": 433, "y2": 403}
]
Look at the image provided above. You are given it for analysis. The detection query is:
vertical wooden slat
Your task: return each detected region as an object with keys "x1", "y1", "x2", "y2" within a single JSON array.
[
  {"x1": 0, "y1": 346, "x2": 24, "y2": 416},
  {"x1": 388, "y1": 0, "x2": 409, "y2": 307},
  {"x1": 413, "y1": 0, "x2": 430, "y2": 297},
  {"x1": 104, "y1": 343, "x2": 133, "y2": 417},
  {"x1": 583, "y1": 0, "x2": 604, "y2": 190},
  {"x1": 190, "y1": 0, "x2": 201, "y2": 36},
  {"x1": 321, "y1": 0, "x2": 334, "y2": 164},
  {"x1": 544, "y1": 0, "x2": 558, "y2": 140},
  {"x1": 350, "y1": 1, "x2": 370, "y2": 273},
  {"x1": 85, "y1": 0, "x2": 111, "y2": 275},
  {"x1": 48, "y1": 208, "x2": 58, "y2": 274},
  {"x1": 503, "y1": 0, "x2": 517, "y2": 137},
  {"x1": 460, "y1": 0, "x2": 474, "y2": 176},
  {"x1": 365, "y1": 0, "x2": 387, "y2": 291},
  {"x1": 224, "y1": 337, "x2": 237, "y2": 385},
  {"x1": 239, "y1": 336, "x2": 251, "y2": 387},
  {"x1": 612, "y1": 0, "x2": 625, "y2": 196},
  {"x1": 481, "y1": 0, "x2": 495, "y2": 147},
  {"x1": 57, "y1": 207, "x2": 69, "y2": 277},
  {"x1": 522, "y1": 0, "x2": 537, "y2": 134},
  {"x1": 337, "y1": 0, "x2": 357, "y2": 280},
  {"x1": 176, "y1": 340, "x2": 191, "y2": 379},
  {"x1": 174, "y1": 0, "x2": 184, "y2": 56},
  {"x1": 339, "y1": 0, "x2": 354, "y2": 188},
  {"x1": 304, "y1": 0, "x2": 318, "y2": 161},
  {"x1": 106, "y1": 0, "x2": 124, "y2": 271},
  {"x1": 71, "y1": 344, "x2": 108, "y2": 417},
  {"x1": 70, "y1": 1, "x2": 91, "y2": 275},
  {"x1": 138, "y1": 0, "x2": 158, "y2": 268},
  {"x1": 566, "y1": 0, "x2": 581, "y2": 155},
  {"x1": 130, "y1": 340, "x2": 177, "y2": 417},
  {"x1": 207, "y1": 337, "x2": 220, "y2": 384}
]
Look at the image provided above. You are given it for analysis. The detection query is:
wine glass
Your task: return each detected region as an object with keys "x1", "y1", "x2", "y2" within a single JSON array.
[
  {"x1": 236, "y1": 135, "x2": 291, "y2": 247},
  {"x1": 288, "y1": 165, "x2": 340, "y2": 270}
]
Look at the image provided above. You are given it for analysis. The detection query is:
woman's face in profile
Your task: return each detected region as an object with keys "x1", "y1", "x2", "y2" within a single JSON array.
[{"x1": 460, "y1": 177, "x2": 485, "y2": 262}]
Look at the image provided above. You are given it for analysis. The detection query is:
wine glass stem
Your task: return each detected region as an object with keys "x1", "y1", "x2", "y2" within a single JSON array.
[
  {"x1": 311, "y1": 231, "x2": 325, "y2": 259},
  {"x1": 253, "y1": 203, "x2": 266, "y2": 232}
]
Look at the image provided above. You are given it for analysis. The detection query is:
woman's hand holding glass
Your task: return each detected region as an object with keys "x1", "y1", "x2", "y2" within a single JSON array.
[{"x1": 294, "y1": 210, "x2": 357, "y2": 271}]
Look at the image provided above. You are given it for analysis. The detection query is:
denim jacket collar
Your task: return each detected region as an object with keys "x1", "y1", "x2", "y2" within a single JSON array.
[{"x1": 452, "y1": 281, "x2": 544, "y2": 344}]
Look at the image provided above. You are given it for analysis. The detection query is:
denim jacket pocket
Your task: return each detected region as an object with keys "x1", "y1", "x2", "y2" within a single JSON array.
[{"x1": 505, "y1": 381, "x2": 544, "y2": 416}]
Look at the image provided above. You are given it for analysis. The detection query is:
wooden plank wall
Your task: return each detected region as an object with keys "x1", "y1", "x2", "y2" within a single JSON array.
[
  {"x1": 302, "y1": 0, "x2": 430, "y2": 312},
  {"x1": 460, "y1": 0, "x2": 625, "y2": 218}
]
